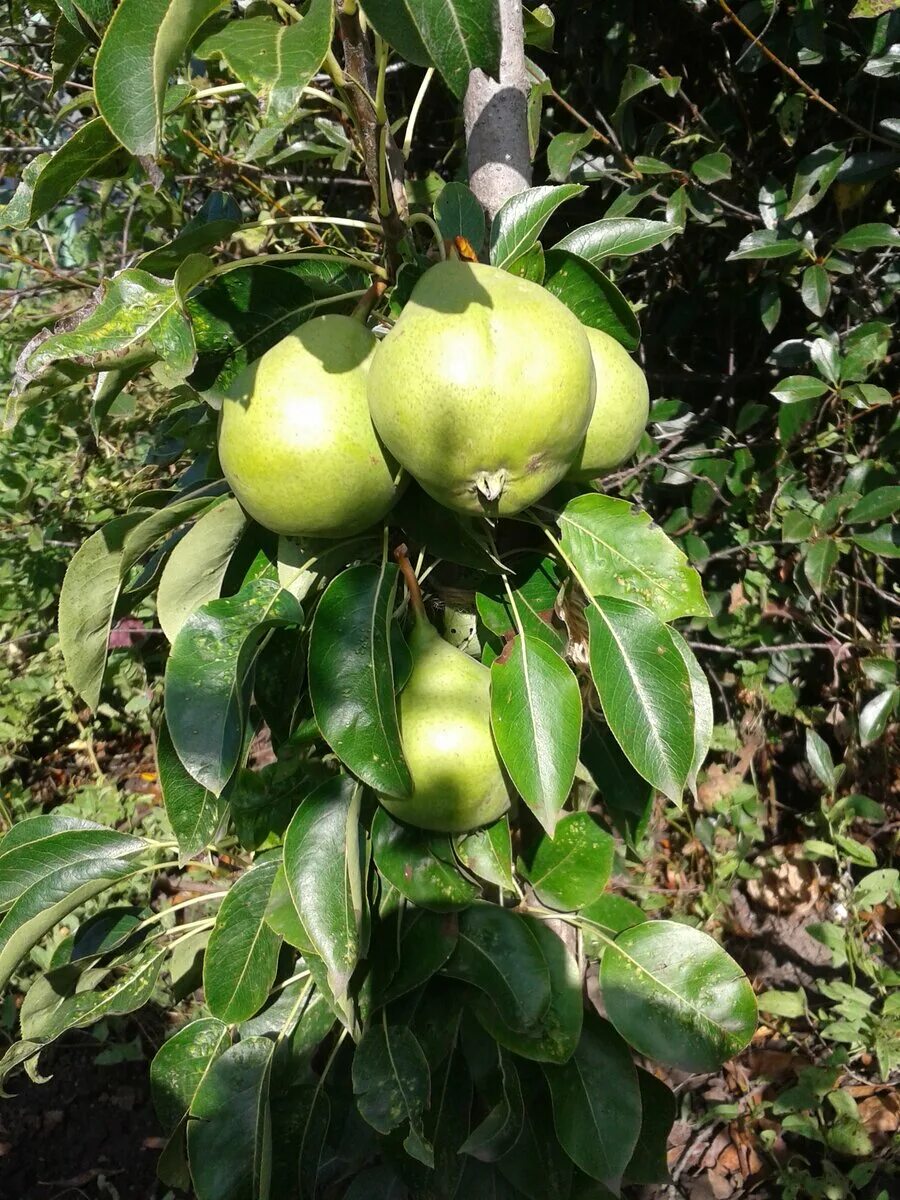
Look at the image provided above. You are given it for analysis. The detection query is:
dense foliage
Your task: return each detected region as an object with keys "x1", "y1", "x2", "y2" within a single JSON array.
[{"x1": 1, "y1": 2, "x2": 898, "y2": 1198}]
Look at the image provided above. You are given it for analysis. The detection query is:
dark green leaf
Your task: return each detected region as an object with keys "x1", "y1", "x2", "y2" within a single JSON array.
[
  {"x1": 360, "y1": 0, "x2": 431, "y2": 65},
  {"x1": 727, "y1": 230, "x2": 805, "y2": 261},
  {"x1": 455, "y1": 819, "x2": 516, "y2": 893},
  {"x1": 434, "y1": 181, "x2": 486, "y2": 254},
  {"x1": 204, "y1": 860, "x2": 282, "y2": 1023},
  {"x1": 462, "y1": 1050, "x2": 523, "y2": 1161},
  {"x1": 581, "y1": 726, "x2": 654, "y2": 849},
  {"x1": 559, "y1": 494, "x2": 709, "y2": 622},
  {"x1": 543, "y1": 249, "x2": 640, "y2": 350},
  {"x1": 543, "y1": 1013, "x2": 641, "y2": 1186},
  {"x1": 692, "y1": 152, "x2": 732, "y2": 183},
  {"x1": 599, "y1": 919, "x2": 757, "y2": 1071},
  {"x1": 391, "y1": 0, "x2": 502, "y2": 98},
  {"x1": 151, "y1": 1018, "x2": 231, "y2": 1135},
  {"x1": 139, "y1": 192, "x2": 242, "y2": 277},
  {"x1": 801, "y1": 264, "x2": 831, "y2": 316},
  {"x1": 786, "y1": 143, "x2": 845, "y2": 217},
  {"x1": 624, "y1": 1069, "x2": 676, "y2": 1184},
  {"x1": 372, "y1": 808, "x2": 479, "y2": 912},
  {"x1": 804, "y1": 537, "x2": 840, "y2": 595},
  {"x1": 164, "y1": 578, "x2": 302, "y2": 795},
  {"x1": 157, "y1": 719, "x2": 224, "y2": 860},
  {"x1": 490, "y1": 185, "x2": 585, "y2": 270},
  {"x1": 352, "y1": 1022, "x2": 433, "y2": 1166},
  {"x1": 491, "y1": 633, "x2": 582, "y2": 836},
  {"x1": 586, "y1": 596, "x2": 695, "y2": 803},
  {"x1": 308, "y1": 564, "x2": 411, "y2": 798},
  {"x1": 847, "y1": 486, "x2": 900, "y2": 524},
  {"x1": 546, "y1": 130, "x2": 594, "y2": 182},
  {"x1": 522, "y1": 812, "x2": 614, "y2": 911},
  {"x1": 852, "y1": 525, "x2": 900, "y2": 557},
  {"x1": 859, "y1": 688, "x2": 898, "y2": 746},
  {"x1": 834, "y1": 222, "x2": 900, "y2": 251},
  {"x1": 476, "y1": 555, "x2": 563, "y2": 650},
  {"x1": 497, "y1": 1062, "x2": 573, "y2": 1199},
  {"x1": 770, "y1": 375, "x2": 831, "y2": 404},
  {"x1": 554, "y1": 217, "x2": 677, "y2": 261}
]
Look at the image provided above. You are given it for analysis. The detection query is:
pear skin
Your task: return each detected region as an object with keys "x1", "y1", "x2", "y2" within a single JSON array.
[
  {"x1": 219, "y1": 314, "x2": 403, "y2": 538},
  {"x1": 567, "y1": 327, "x2": 649, "y2": 478},
  {"x1": 381, "y1": 614, "x2": 511, "y2": 834},
  {"x1": 367, "y1": 260, "x2": 595, "y2": 517}
]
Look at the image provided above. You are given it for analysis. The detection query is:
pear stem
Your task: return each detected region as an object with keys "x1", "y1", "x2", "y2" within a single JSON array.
[
  {"x1": 393, "y1": 543, "x2": 427, "y2": 620},
  {"x1": 352, "y1": 280, "x2": 387, "y2": 323}
]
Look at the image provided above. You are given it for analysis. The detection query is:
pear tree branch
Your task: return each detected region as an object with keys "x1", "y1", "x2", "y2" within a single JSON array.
[{"x1": 463, "y1": 0, "x2": 532, "y2": 220}]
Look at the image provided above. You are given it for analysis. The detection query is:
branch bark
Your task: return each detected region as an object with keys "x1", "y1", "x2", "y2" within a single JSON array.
[{"x1": 463, "y1": 0, "x2": 532, "y2": 221}]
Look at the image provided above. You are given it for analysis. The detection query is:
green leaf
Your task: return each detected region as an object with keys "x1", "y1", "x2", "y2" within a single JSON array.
[
  {"x1": 853, "y1": 868, "x2": 899, "y2": 908},
  {"x1": 834, "y1": 222, "x2": 900, "y2": 251},
  {"x1": 523, "y1": 3, "x2": 554, "y2": 49},
  {"x1": 497, "y1": 1062, "x2": 573, "y2": 1199},
  {"x1": 599, "y1": 920, "x2": 757, "y2": 1071},
  {"x1": 195, "y1": 0, "x2": 333, "y2": 121},
  {"x1": 542, "y1": 1013, "x2": 641, "y2": 1187},
  {"x1": 0, "y1": 118, "x2": 126, "y2": 231},
  {"x1": 56, "y1": 0, "x2": 114, "y2": 34},
  {"x1": 0, "y1": 817, "x2": 147, "y2": 990},
  {"x1": 461, "y1": 1049, "x2": 523, "y2": 1161},
  {"x1": 360, "y1": 0, "x2": 431, "y2": 66},
  {"x1": 586, "y1": 596, "x2": 695, "y2": 803},
  {"x1": 490, "y1": 185, "x2": 585, "y2": 270},
  {"x1": 390, "y1": 0, "x2": 502, "y2": 98},
  {"x1": 757, "y1": 989, "x2": 807, "y2": 1019},
  {"x1": 444, "y1": 904, "x2": 552, "y2": 1031},
  {"x1": 204, "y1": 860, "x2": 282, "y2": 1023},
  {"x1": 559, "y1": 494, "x2": 709, "y2": 623},
  {"x1": 852, "y1": 525, "x2": 900, "y2": 557},
  {"x1": 624, "y1": 1069, "x2": 677, "y2": 1184},
  {"x1": 393, "y1": 484, "x2": 504, "y2": 574},
  {"x1": 490, "y1": 634, "x2": 582, "y2": 836},
  {"x1": 727, "y1": 229, "x2": 805, "y2": 261},
  {"x1": 151, "y1": 1018, "x2": 231, "y2": 1136},
  {"x1": 521, "y1": 812, "x2": 614, "y2": 911},
  {"x1": 804, "y1": 537, "x2": 840, "y2": 595},
  {"x1": 476, "y1": 555, "x2": 563, "y2": 651},
  {"x1": 352, "y1": 1022, "x2": 433, "y2": 1166},
  {"x1": 770, "y1": 374, "x2": 831, "y2": 404},
  {"x1": 139, "y1": 191, "x2": 242, "y2": 278},
  {"x1": 434, "y1": 181, "x2": 486, "y2": 254},
  {"x1": 455, "y1": 819, "x2": 516, "y2": 893},
  {"x1": 692, "y1": 152, "x2": 732, "y2": 183},
  {"x1": 506, "y1": 242, "x2": 545, "y2": 283},
  {"x1": 859, "y1": 688, "x2": 898, "y2": 746},
  {"x1": 847, "y1": 487, "x2": 900, "y2": 524},
  {"x1": 283, "y1": 776, "x2": 366, "y2": 1001},
  {"x1": 375, "y1": 907, "x2": 460, "y2": 1005},
  {"x1": 786, "y1": 143, "x2": 846, "y2": 218},
  {"x1": 542, "y1": 249, "x2": 640, "y2": 351},
  {"x1": 94, "y1": 0, "x2": 228, "y2": 157},
  {"x1": 157, "y1": 719, "x2": 224, "y2": 860},
  {"x1": 475, "y1": 917, "x2": 582, "y2": 1064},
  {"x1": 554, "y1": 217, "x2": 677, "y2": 262},
  {"x1": 670, "y1": 630, "x2": 713, "y2": 795},
  {"x1": 164, "y1": 577, "x2": 303, "y2": 795},
  {"x1": 580, "y1": 726, "x2": 654, "y2": 848},
  {"x1": 157, "y1": 497, "x2": 249, "y2": 643},
  {"x1": 806, "y1": 728, "x2": 838, "y2": 790},
  {"x1": 372, "y1": 807, "x2": 479, "y2": 912},
  {"x1": 801, "y1": 264, "x2": 831, "y2": 316},
  {"x1": 187, "y1": 1037, "x2": 274, "y2": 1200},
  {"x1": 546, "y1": 130, "x2": 593, "y2": 182},
  {"x1": 308, "y1": 564, "x2": 411, "y2": 799}
]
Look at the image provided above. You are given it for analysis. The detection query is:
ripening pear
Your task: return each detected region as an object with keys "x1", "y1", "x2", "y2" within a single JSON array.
[
  {"x1": 218, "y1": 315, "x2": 403, "y2": 539},
  {"x1": 380, "y1": 554, "x2": 511, "y2": 833},
  {"x1": 367, "y1": 260, "x2": 596, "y2": 517},
  {"x1": 566, "y1": 327, "x2": 649, "y2": 479}
]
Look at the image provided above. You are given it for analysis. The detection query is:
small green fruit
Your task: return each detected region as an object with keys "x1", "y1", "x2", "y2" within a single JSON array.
[
  {"x1": 380, "y1": 590, "x2": 511, "y2": 834},
  {"x1": 567, "y1": 327, "x2": 649, "y2": 478},
  {"x1": 218, "y1": 315, "x2": 403, "y2": 538},
  {"x1": 368, "y1": 260, "x2": 595, "y2": 516}
]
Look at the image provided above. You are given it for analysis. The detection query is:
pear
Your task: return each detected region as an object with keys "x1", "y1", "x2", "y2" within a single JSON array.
[
  {"x1": 567, "y1": 327, "x2": 649, "y2": 479},
  {"x1": 367, "y1": 260, "x2": 595, "y2": 517},
  {"x1": 218, "y1": 314, "x2": 403, "y2": 539},
  {"x1": 381, "y1": 547, "x2": 511, "y2": 834}
]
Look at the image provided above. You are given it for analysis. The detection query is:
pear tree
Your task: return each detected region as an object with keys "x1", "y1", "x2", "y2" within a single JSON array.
[{"x1": 0, "y1": 1, "x2": 757, "y2": 1196}]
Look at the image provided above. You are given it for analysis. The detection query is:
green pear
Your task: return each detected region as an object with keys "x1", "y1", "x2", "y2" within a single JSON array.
[
  {"x1": 218, "y1": 315, "x2": 403, "y2": 538},
  {"x1": 381, "y1": 554, "x2": 511, "y2": 834},
  {"x1": 567, "y1": 327, "x2": 649, "y2": 479},
  {"x1": 367, "y1": 260, "x2": 595, "y2": 517}
]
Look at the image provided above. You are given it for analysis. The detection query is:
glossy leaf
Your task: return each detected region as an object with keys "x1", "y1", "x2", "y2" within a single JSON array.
[
  {"x1": 157, "y1": 719, "x2": 224, "y2": 860},
  {"x1": 543, "y1": 249, "x2": 640, "y2": 350},
  {"x1": 455, "y1": 818, "x2": 516, "y2": 893},
  {"x1": 475, "y1": 917, "x2": 582, "y2": 1064},
  {"x1": 490, "y1": 185, "x2": 585, "y2": 270},
  {"x1": 586, "y1": 596, "x2": 695, "y2": 803},
  {"x1": 785, "y1": 143, "x2": 845, "y2": 217},
  {"x1": 377, "y1": 907, "x2": 460, "y2": 1004},
  {"x1": 770, "y1": 374, "x2": 831, "y2": 403},
  {"x1": 727, "y1": 230, "x2": 805, "y2": 261},
  {"x1": 94, "y1": 0, "x2": 228, "y2": 157},
  {"x1": 444, "y1": 904, "x2": 551, "y2": 1031},
  {"x1": 0, "y1": 118, "x2": 126, "y2": 231},
  {"x1": 522, "y1": 812, "x2": 614, "y2": 911},
  {"x1": 670, "y1": 629, "x2": 713, "y2": 795},
  {"x1": 196, "y1": 0, "x2": 333, "y2": 120},
  {"x1": 187, "y1": 1037, "x2": 274, "y2": 1200},
  {"x1": 543, "y1": 1013, "x2": 641, "y2": 1186},
  {"x1": 372, "y1": 808, "x2": 478, "y2": 912},
  {"x1": 361, "y1": 0, "x2": 430, "y2": 66},
  {"x1": 476, "y1": 554, "x2": 563, "y2": 650},
  {"x1": 165, "y1": 578, "x2": 303, "y2": 795},
  {"x1": 834, "y1": 222, "x2": 900, "y2": 251},
  {"x1": 491, "y1": 633, "x2": 582, "y2": 837},
  {"x1": 283, "y1": 776, "x2": 366, "y2": 1000},
  {"x1": 580, "y1": 724, "x2": 654, "y2": 847},
  {"x1": 434, "y1": 181, "x2": 486, "y2": 254},
  {"x1": 204, "y1": 860, "x2": 282, "y2": 1023},
  {"x1": 555, "y1": 217, "x2": 677, "y2": 261},
  {"x1": 599, "y1": 919, "x2": 757, "y2": 1071},
  {"x1": 352, "y1": 1022, "x2": 433, "y2": 1166},
  {"x1": 157, "y1": 498, "x2": 248, "y2": 643},
  {"x1": 546, "y1": 130, "x2": 593, "y2": 182},
  {"x1": 559, "y1": 494, "x2": 709, "y2": 623},
  {"x1": 624, "y1": 1069, "x2": 676, "y2": 1184},
  {"x1": 151, "y1": 1017, "x2": 231, "y2": 1135},
  {"x1": 0, "y1": 817, "x2": 147, "y2": 990},
  {"x1": 692, "y1": 151, "x2": 732, "y2": 183},
  {"x1": 308, "y1": 564, "x2": 411, "y2": 799},
  {"x1": 388, "y1": 0, "x2": 502, "y2": 98},
  {"x1": 859, "y1": 687, "x2": 898, "y2": 746}
]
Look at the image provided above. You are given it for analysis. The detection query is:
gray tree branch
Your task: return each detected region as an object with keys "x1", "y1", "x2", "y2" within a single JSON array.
[{"x1": 463, "y1": 0, "x2": 532, "y2": 221}]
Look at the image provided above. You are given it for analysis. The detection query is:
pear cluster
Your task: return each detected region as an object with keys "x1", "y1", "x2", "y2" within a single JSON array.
[{"x1": 217, "y1": 259, "x2": 649, "y2": 540}]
